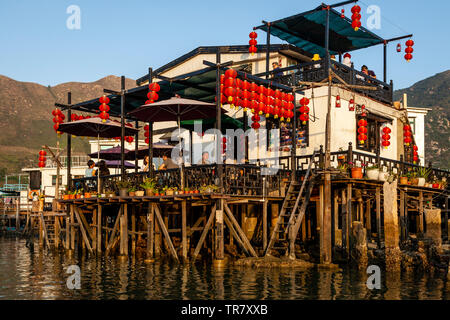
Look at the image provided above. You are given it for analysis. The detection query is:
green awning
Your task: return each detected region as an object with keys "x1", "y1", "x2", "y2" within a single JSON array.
[{"x1": 257, "y1": 4, "x2": 385, "y2": 57}]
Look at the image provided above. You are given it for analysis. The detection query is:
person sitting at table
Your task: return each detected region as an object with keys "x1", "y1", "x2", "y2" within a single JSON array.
[
  {"x1": 94, "y1": 160, "x2": 110, "y2": 176},
  {"x1": 85, "y1": 160, "x2": 95, "y2": 177},
  {"x1": 197, "y1": 151, "x2": 210, "y2": 165},
  {"x1": 158, "y1": 154, "x2": 178, "y2": 170},
  {"x1": 142, "y1": 155, "x2": 156, "y2": 172}
]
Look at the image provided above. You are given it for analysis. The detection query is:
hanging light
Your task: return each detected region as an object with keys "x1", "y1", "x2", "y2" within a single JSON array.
[
  {"x1": 341, "y1": 8, "x2": 345, "y2": 18},
  {"x1": 146, "y1": 82, "x2": 160, "y2": 104},
  {"x1": 413, "y1": 145, "x2": 419, "y2": 164},
  {"x1": 251, "y1": 114, "x2": 261, "y2": 130},
  {"x1": 381, "y1": 126, "x2": 391, "y2": 149},
  {"x1": 249, "y1": 31, "x2": 258, "y2": 55},
  {"x1": 144, "y1": 124, "x2": 150, "y2": 144},
  {"x1": 335, "y1": 95, "x2": 341, "y2": 108},
  {"x1": 52, "y1": 108, "x2": 64, "y2": 135},
  {"x1": 397, "y1": 43, "x2": 402, "y2": 53},
  {"x1": 348, "y1": 98, "x2": 355, "y2": 111}
]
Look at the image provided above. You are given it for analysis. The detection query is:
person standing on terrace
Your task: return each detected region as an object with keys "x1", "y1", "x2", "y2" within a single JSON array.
[{"x1": 271, "y1": 62, "x2": 284, "y2": 79}]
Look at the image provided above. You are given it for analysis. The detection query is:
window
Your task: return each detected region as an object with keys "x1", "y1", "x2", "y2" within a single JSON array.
[
  {"x1": 408, "y1": 117, "x2": 416, "y2": 135},
  {"x1": 51, "y1": 175, "x2": 63, "y2": 186},
  {"x1": 356, "y1": 113, "x2": 391, "y2": 153}
]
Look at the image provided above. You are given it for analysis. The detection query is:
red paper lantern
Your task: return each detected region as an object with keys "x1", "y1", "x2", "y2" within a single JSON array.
[
  {"x1": 397, "y1": 43, "x2": 401, "y2": 53},
  {"x1": 335, "y1": 95, "x2": 341, "y2": 108},
  {"x1": 349, "y1": 98, "x2": 355, "y2": 111},
  {"x1": 98, "y1": 95, "x2": 110, "y2": 123},
  {"x1": 357, "y1": 117, "x2": 368, "y2": 145},
  {"x1": 52, "y1": 108, "x2": 64, "y2": 134},
  {"x1": 249, "y1": 31, "x2": 258, "y2": 55},
  {"x1": 341, "y1": 9, "x2": 345, "y2": 18},
  {"x1": 381, "y1": 126, "x2": 391, "y2": 149},
  {"x1": 38, "y1": 149, "x2": 47, "y2": 168}
]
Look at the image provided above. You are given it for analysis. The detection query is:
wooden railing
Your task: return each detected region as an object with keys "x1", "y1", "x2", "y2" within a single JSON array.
[{"x1": 255, "y1": 60, "x2": 393, "y2": 105}]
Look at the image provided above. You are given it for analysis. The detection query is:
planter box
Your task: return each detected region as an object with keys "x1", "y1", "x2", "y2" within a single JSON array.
[
  {"x1": 366, "y1": 169, "x2": 379, "y2": 180},
  {"x1": 351, "y1": 167, "x2": 363, "y2": 179},
  {"x1": 135, "y1": 191, "x2": 144, "y2": 197},
  {"x1": 399, "y1": 177, "x2": 408, "y2": 185},
  {"x1": 145, "y1": 189, "x2": 154, "y2": 196},
  {"x1": 119, "y1": 189, "x2": 128, "y2": 197}
]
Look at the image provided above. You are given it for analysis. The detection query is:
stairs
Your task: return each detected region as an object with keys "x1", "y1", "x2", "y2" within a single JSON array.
[
  {"x1": 265, "y1": 153, "x2": 317, "y2": 258},
  {"x1": 42, "y1": 214, "x2": 57, "y2": 248}
]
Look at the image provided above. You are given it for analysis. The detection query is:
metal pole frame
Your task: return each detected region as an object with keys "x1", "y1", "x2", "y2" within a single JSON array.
[
  {"x1": 120, "y1": 76, "x2": 126, "y2": 178},
  {"x1": 265, "y1": 23, "x2": 271, "y2": 80}
]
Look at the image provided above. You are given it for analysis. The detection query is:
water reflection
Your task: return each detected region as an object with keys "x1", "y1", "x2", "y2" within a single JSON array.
[{"x1": 0, "y1": 237, "x2": 448, "y2": 300}]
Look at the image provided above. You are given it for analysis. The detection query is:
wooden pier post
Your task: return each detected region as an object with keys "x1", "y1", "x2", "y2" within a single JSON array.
[
  {"x1": 97, "y1": 205, "x2": 102, "y2": 253},
  {"x1": 263, "y1": 199, "x2": 268, "y2": 250},
  {"x1": 120, "y1": 204, "x2": 128, "y2": 256},
  {"x1": 346, "y1": 183, "x2": 352, "y2": 258},
  {"x1": 70, "y1": 205, "x2": 75, "y2": 250},
  {"x1": 383, "y1": 181, "x2": 401, "y2": 271},
  {"x1": 181, "y1": 200, "x2": 188, "y2": 261},
  {"x1": 418, "y1": 191, "x2": 424, "y2": 234},
  {"x1": 146, "y1": 204, "x2": 154, "y2": 261},
  {"x1": 424, "y1": 209, "x2": 442, "y2": 248},
  {"x1": 65, "y1": 215, "x2": 70, "y2": 250},
  {"x1": 375, "y1": 187, "x2": 381, "y2": 248},
  {"x1": 365, "y1": 199, "x2": 371, "y2": 240},
  {"x1": 341, "y1": 189, "x2": 347, "y2": 254},
  {"x1": 131, "y1": 205, "x2": 136, "y2": 256},
  {"x1": 323, "y1": 175, "x2": 332, "y2": 264},
  {"x1": 215, "y1": 199, "x2": 224, "y2": 261}
]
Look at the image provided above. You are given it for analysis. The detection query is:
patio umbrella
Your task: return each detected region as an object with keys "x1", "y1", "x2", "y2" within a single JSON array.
[
  {"x1": 97, "y1": 160, "x2": 135, "y2": 169},
  {"x1": 88, "y1": 145, "x2": 134, "y2": 160},
  {"x1": 128, "y1": 142, "x2": 174, "y2": 159},
  {"x1": 128, "y1": 96, "x2": 223, "y2": 187},
  {"x1": 58, "y1": 117, "x2": 138, "y2": 193}
]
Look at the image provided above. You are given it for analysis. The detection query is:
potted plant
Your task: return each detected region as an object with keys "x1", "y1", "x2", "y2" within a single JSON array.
[
  {"x1": 68, "y1": 191, "x2": 76, "y2": 200},
  {"x1": 416, "y1": 167, "x2": 431, "y2": 187},
  {"x1": 399, "y1": 173, "x2": 409, "y2": 185},
  {"x1": 63, "y1": 192, "x2": 70, "y2": 200},
  {"x1": 128, "y1": 186, "x2": 137, "y2": 197},
  {"x1": 116, "y1": 180, "x2": 131, "y2": 197},
  {"x1": 140, "y1": 178, "x2": 157, "y2": 196},
  {"x1": 166, "y1": 187, "x2": 175, "y2": 196},
  {"x1": 409, "y1": 171, "x2": 419, "y2": 186},
  {"x1": 366, "y1": 165, "x2": 379, "y2": 180},
  {"x1": 378, "y1": 168, "x2": 388, "y2": 181},
  {"x1": 337, "y1": 163, "x2": 348, "y2": 176},
  {"x1": 350, "y1": 162, "x2": 363, "y2": 179}
]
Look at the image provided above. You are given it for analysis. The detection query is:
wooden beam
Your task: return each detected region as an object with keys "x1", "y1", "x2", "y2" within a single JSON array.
[
  {"x1": 215, "y1": 199, "x2": 224, "y2": 260},
  {"x1": 223, "y1": 214, "x2": 249, "y2": 256},
  {"x1": 418, "y1": 191, "x2": 424, "y2": 234},
  {"x1": 224, "y1": 201, "x2": 258, "y2": 257},
  {"x1": 74, "y1": 207, "x2": 94, "y2": 254},
  {"x1": 120, "y1": 204, "x2": 128, "y2": 256},
  {"x1": 105, "y1": 206, "x2": 123, "y2": 256},
  {"x1": 147, "y1": 204, "x2": 154, "y2": 260},
  {"x1": 131, "y1": 205, "x2": 136, "y2": 256},
  {"x1": 70, "y1": 205, "x2": 75, "y2": 250},
  {"x1": 154, "y1": 204, "x2": 179, "y2": 262},
  {"x1": 192, "y1": 204, "x2": 217, "y2": 260},
  {"x1": 347, "y1": 183, "x2": 352, "y2": 257},
  {"x1": 263, "y1": 199, "x2": 268, "y2": 250}
]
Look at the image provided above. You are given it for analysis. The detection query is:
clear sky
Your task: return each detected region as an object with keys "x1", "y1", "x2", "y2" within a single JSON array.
[{"x1": 0, "y1": 0, "x2": 448, "y2": 90}]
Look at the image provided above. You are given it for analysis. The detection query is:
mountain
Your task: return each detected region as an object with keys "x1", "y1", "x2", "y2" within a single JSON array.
[
  {"x1": 0, "y1": 75, "x2": 135, "y2": 179},
  {"x1": 394, "y1": 70, "x2": 450, "y2": 170}
]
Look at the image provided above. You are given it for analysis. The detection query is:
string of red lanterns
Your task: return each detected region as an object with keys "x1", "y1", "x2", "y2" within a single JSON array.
[
  {"x1": 351, "y1": 5, "x2": 362, "y2": 31},
  {"x1": 38, "y1": 150, "x2": 47, "y2": 168},
  {"x1": 99, "y1": 95, "x2": 110, "y2": 122},
  {"x1": 397, "y1": 43, "x2": 402, "y2": 53},
  {"x1": 251, "y1": 114, "x2": 261, "y2": 130},
  {"x1": 412, "y1": 145, "x2": 419, "y2": 164},
  {"x1": 222, "y1": 136, "x2": 227, "y2": 154},
  {"x1": 381, "y1": 126, "x2": 391, "y2": 149},
  {"x1": 52, "y1": 108, "x2": 65, "y2": 134},
  {"x1": 341, "y1": 8, "x2": 345, "y2": 18},
  {"x1": 249, "y1": 31, "x2": 258, "y2": 55},
  {"x1": 403, "y1": 124, "x2": 412, "y2": 146},
  {"x1": 357, "y1": 117, "x2": 368, "y2": 145},
  {"x1": 299, "y1": 97, "x2": 310, "y2": 125},
  {"x1": 223, "y1": 69, "x2": 238, "y2": 108},
  {"x1": 146, "y1": 82, "x2": 160, "y2": 104},
  {"x1": 404, "y1": 39, "x2": 414, "y2": 62},
  {"x1": 144, "y1": 124, "x2": 150, "y2": 144}
]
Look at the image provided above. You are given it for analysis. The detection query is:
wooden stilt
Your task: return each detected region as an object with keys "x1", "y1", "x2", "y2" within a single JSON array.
[
  {"x1": 92, "y1": 209, "x2": 97, "y2": 252},
  {"x1": 131, "y1": 205, "x2": 136, "y2": 256},
  {"x1": 147, "y1": 204, "x2": 154, "y2": 260},
  {"x1": 223, "y1": 214, "x2": 249, "y2": 256},
  {"x1": 192, "y1": 204, "x2": 217, "y2": 260},
  {"x1": 97, "y1": 205, "x2": 102, "y2": 253},
  {"x1": 54, "y1": 216, "x2": 60, "y2": 248},
  {"x1": 323, "y1": 173, "x2": 332, "y2": 264},
  {"x1": 181, "y1": 200, "x2": 187, "y2": 261},
  {"x1": 263, "y1": 199, "x2": 268, "y2": 251},
  {"x1": 341, "y1": 189, "x2": 347, "y2": 254},
  {"x1": 120, "y1": 204, "x2": 129, "y2": 256},
  {"x1": 376, "y1": 187, "x2": 381, "y2": 248},
  {"x1": 215, "y1": 199, "x2": 224, "y2": 260},
  {"x1": 400, "y1": 190, "x2": 405, "y2": 243},
  {"x1": 105, "y1": 206, "x2": 123, "y2": 256},
  {"x1": 70, "y1": 205, "x2": 75, "y2": 250},
  {"x1": 333, "y1": 190, "x2": 338, "y2": 247},
  {"x1": 365, "y1": 199, "x2": 371, "y2": 240},
  {"x1": 346, "y1": 184, "x2": 352, "y2": 257},
  {"x1": 418, "y1": 191, "x2": 424, "y2": 234},
  {"x1": 65, "y1": 215, "x2": 70, "y2": 250}
]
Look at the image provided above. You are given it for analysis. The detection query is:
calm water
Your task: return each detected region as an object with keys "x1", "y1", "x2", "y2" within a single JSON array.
[{"x1": 0, "y1": 237, "x2": 448, "y2": 300}]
